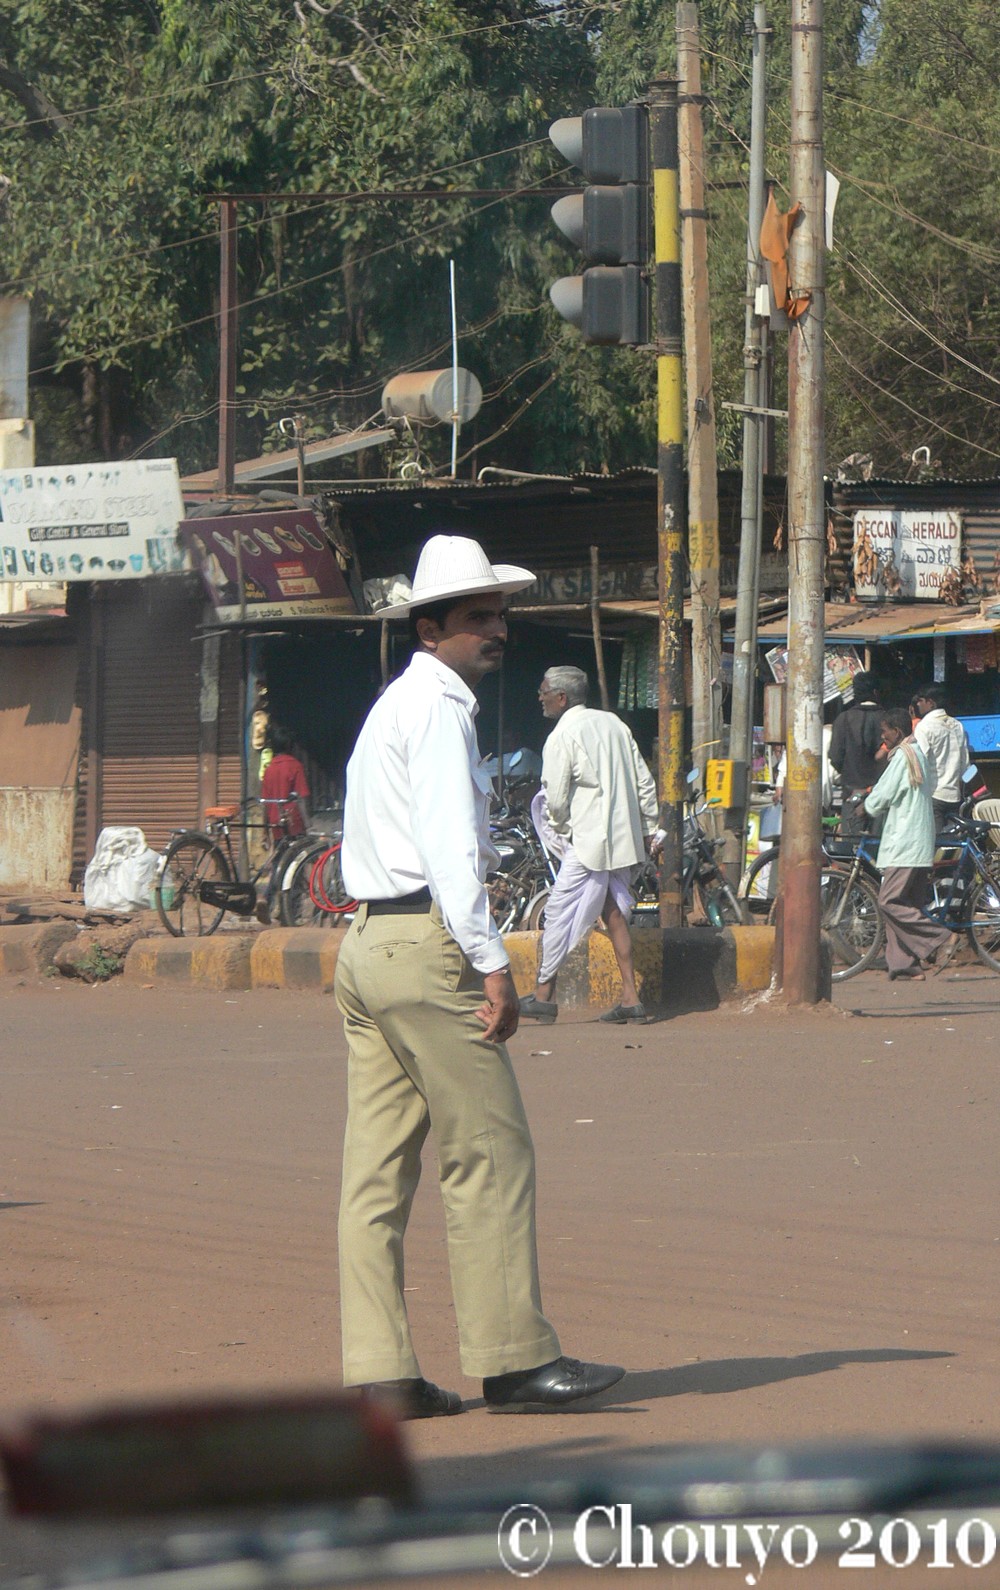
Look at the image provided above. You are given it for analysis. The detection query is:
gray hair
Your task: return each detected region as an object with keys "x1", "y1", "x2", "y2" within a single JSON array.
[{"x1": 543, "y1": 666, "x2": 588, "y2": 707}]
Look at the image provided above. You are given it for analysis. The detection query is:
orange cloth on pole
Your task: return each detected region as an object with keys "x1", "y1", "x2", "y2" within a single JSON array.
[{"x1": 759, "y1": 193, "x2": 811, "y2": 320}]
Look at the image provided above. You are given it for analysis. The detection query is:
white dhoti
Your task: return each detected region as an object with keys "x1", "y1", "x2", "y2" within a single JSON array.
[{"x1": 538, "y1": 847, "x2": 634, "y2": 984}]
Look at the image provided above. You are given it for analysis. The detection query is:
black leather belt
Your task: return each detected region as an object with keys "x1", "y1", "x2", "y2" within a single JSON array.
[{"x1": 365, "y1": 888, "x2": 433, "y2": 915}]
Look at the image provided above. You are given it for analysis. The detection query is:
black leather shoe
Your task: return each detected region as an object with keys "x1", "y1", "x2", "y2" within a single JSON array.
[
  {"x1": 483, "y1": 1356, "x2": 625, "y2": 1412},
  {"x1": 599, "y1": 1002, "x2": 649, "y2": 1024},
  {"x1": 519, "y1": 994, "x2": 558, "y2": 1023},
  {"x1": 355, "y1": 1377, "x2": 463, "y2": 1419}
]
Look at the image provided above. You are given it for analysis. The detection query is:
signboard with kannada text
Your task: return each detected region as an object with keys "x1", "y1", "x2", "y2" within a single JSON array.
[
  {"x1": 0, "y1": 459, "x2": 186, "y2": 580},
  {"x1": 178, "y1": 510, "x2": 355, "y2": 622},
  {"x1": 853, "y1": 508, "x2": 961, "y2": 599}
]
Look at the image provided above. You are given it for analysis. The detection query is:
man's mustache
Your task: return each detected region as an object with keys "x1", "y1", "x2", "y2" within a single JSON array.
[{"x1": 483, "y1": 642, "x2": 506, "y2": 654}]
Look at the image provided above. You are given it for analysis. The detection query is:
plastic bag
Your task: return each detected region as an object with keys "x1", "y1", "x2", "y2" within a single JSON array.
[{"x1": 84, "y1": 827, "x2": 160, "y2": 912}]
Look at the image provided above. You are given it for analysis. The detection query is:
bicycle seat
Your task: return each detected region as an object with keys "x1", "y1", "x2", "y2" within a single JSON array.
[{"x1": 204, "y1": 805, "x2": 240, "y2": 819}]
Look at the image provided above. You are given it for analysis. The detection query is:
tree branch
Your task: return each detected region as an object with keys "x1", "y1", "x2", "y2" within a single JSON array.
[{"x1": 0, "y1": 61, "x2": 70, "y2": 138}]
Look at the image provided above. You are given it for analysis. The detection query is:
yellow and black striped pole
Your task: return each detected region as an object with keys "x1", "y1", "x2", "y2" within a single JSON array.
[{"x1": 649, "y1": 76, "x2": 686, "y2": 927}]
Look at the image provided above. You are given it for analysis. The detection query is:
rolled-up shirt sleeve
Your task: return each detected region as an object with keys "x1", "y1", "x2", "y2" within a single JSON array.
[{"x1": 406, "y1": 695, "x2": 509, "y2": 975}]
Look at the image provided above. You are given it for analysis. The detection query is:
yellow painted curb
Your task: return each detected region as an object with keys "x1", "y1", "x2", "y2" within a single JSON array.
[
  {"x1": 251, "y1": 928, "x2": 343, "y2": 990},
  {"x1": 504, "y1": 933, "x2": 540, "y2": 997},
  {"x1": 731, "y1": 925, "x2": 776, "y2": 992},
  {"x1": 123, "y1": 936, "x2": 254, "y2": 990}
]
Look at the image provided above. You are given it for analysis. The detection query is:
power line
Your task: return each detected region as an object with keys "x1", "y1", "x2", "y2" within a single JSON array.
[
  {"x1": 0, "y1": 136, "x2": 552, "y2": 297},
  {"x1": 27, "y1": 165, "x2": 570, "y2": 377},
  {"x1": 826, "y1": 329, "x2": 1000, "y2": 463},
  {"x1": 828, "y1": 298, "x2": 1000, "y2": 414}
]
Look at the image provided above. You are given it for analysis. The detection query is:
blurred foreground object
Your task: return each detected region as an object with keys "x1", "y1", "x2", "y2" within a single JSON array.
[{"x1": 0, "y1": 1390, "x2": 413, "y2": 1516}]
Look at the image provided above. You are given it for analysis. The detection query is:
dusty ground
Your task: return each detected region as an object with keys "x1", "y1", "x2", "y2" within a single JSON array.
[{"x1": 0, "y1": 963, "x2": 997, "y2": 1583}]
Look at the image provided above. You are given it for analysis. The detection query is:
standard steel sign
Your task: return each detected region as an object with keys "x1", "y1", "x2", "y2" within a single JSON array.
[{"x1": 0, "y1": 458, "x2": 186, "y2": 580}]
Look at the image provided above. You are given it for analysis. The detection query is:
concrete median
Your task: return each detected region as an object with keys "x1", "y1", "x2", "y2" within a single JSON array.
[
  {"x1": 119, "y1": 922, "x2": 774, "y2": 1009},
  {"x1": 506, "y1": 923, "x2": 775, "y2": 1013},
  {"x1": 0, "y1": 922, "x2": 79, "y2": 976}
]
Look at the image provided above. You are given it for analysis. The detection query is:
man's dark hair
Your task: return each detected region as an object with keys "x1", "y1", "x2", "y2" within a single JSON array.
[
  {"x1": 851, "y1": 670, "x2": 877, "y2": 703},
  {"x1": 880, "y1": 707, "x2": 912, "y2": 740},
  {"x1": 916, "y1": 682, "x2": 944, "y2": 709},
  {"x1": 268, "y1": 724, "x2": 294, "y2": 755},
  {"x1": 408, "y1": 597, "x2": 465, "y2": 648}
]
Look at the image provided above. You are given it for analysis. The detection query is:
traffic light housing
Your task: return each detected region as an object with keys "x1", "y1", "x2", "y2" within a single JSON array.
[{"x1": 548, "y1": 106, "x2": 651, "y2": 346}]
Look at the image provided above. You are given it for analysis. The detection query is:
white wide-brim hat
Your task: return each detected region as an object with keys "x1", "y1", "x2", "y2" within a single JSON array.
[{"x1": 383, "y1": 533, "x2": 535, "y2": 617}]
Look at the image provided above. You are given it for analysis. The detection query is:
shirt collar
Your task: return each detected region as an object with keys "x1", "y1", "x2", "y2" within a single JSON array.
[{"x1": 407, "y1": 649, "x2": 479, "y2": 715}]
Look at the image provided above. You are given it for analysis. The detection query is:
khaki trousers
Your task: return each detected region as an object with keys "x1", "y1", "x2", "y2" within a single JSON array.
[{"x1": 334, "y1": 902, "x2": 561, "y2": 1384}]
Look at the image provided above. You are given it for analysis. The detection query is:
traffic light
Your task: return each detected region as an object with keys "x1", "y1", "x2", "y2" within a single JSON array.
[{"x1": 548, "y1": 106, "x2": 651, "y2": 346}]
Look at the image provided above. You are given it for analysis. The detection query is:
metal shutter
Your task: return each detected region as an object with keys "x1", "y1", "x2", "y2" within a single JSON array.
[{"x1": 99, "y1": 580, "x2": 203, "y2": 851}]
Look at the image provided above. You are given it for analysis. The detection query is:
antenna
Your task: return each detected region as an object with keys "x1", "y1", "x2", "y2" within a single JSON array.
[{"x1": 449, "y1": 259, "x2": 459, "y2": 477}]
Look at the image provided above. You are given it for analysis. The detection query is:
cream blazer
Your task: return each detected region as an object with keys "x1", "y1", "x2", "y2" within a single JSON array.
[{"x1": 542, "y1": 705, "x2": 658, "y2": 872}]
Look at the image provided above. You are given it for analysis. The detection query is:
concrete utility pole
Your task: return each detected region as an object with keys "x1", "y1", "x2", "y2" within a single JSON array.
[
  {"x1": 781, "y1": 0, "x2": 826, "y2": 1002},
  {"x1": 649, "y1": 76, "x2": 686, "y2": 928},
  {"x1": 676, "y1": 4, "x2": 722, "y2": 789},
  {"x1": 729, "y1": 3, "x2": 771, "y2": 839}
]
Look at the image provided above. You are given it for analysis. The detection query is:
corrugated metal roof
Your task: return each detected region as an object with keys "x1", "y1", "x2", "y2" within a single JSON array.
[{"x1": 758, "y1": 600, "x2": 1000, "y2": 643}]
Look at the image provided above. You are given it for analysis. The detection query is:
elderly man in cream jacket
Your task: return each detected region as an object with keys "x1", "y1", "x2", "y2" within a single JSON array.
[{"x1": 520, "y1": 666, "x2": 659, "y2": 1025}]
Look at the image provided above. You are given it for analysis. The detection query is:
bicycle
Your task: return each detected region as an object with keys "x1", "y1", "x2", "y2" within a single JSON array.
[
  {"x1": 918, "y1": 812, "x2": 1000, "y2": 972},
  {"x1": 741, "y1": 823, "x2": 886, "y2": 980},
  {"x1": 278, "y1": 837, "x2": 358, "y2": 927},
  {"x1": 153, "y1": 798, "x2": 313, "y2": 937}
]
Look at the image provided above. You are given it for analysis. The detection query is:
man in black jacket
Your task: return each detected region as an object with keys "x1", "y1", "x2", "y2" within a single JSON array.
[{"x1": 829, "y1": 672, "x2": 883, "y2": 834}]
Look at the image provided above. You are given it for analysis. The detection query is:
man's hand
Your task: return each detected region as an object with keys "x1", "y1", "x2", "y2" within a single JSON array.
[{"x1": 478, "y1": 968, "x2": 520, "y2": 1044}]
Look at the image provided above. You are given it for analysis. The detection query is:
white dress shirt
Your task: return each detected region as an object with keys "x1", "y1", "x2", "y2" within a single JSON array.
[
  {"x1": 913, "y1": 708, "x2": 969, "y2": 803},
  {"x1": 542, "y1": 704, "x2": 658, "y2": 873},
  {"x1": 341, "y1": 651, "x2": 508, "y2": 974}
]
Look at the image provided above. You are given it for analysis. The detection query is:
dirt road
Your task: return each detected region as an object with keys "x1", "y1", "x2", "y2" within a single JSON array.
[{"x1": 1, "y1": 964, "x2": 997, "y2": 1578}]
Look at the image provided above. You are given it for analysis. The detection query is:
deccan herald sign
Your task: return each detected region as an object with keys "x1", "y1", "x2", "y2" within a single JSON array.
[{"x1": 853, "y1": 507, "x2": 962, "y2": 599}]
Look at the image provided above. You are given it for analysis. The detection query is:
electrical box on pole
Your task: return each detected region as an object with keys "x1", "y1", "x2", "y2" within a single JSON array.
[{"x1": 547, "y1": 107, "x2": 651, "y2": 345}]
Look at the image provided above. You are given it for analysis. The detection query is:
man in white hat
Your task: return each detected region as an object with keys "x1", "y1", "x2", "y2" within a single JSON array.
[{"x1": 335, "y1": 535, "x2": 625, "y2": 1416}]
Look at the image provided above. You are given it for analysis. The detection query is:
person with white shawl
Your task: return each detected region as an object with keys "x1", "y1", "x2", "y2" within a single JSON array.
[{"x1": 862, "y1": 707, "x2": 958, "y2": 981}]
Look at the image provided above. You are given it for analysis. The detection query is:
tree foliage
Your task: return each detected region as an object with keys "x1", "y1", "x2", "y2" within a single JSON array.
[{"x1": 1, "y1": 0, "x2": 999, "y2": 479}]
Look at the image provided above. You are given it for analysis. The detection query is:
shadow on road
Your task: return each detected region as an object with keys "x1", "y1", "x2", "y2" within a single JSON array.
[
  {"x1": 601, "y1": 1347, "x2": 952, "y2": 1401},
  {"x1": 459, "y1": 1346, "x2": 951, "y2": 1418}
]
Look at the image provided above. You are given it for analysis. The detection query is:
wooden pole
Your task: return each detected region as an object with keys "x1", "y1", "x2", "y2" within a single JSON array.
[
  {"x1": 589, "y1": 545, "x2": 611, "y2": 710},
  {"x1": 781, "y1": 0, "x2": 826, "y2": 1003}
]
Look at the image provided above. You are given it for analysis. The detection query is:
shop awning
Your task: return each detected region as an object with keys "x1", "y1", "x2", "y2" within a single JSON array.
[
  {"x1": 757, "y1": 600, "x2": 1000, "y2": 644},
  {"x1": 508, "y1": 595, "x2": 776, "y2": 628}
]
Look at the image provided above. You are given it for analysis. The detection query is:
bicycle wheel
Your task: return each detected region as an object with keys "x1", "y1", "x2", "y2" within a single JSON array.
[
  {"x1": 278, "y1": 840, "x2": 327, "y2": 927},
  {"x1": 966, "y1": 873, "x2": 1000, "y2": 973},
  {"x1": 310, "y1": 842, "x2": 357, "y2": 916},
  {"x1": 523, "y1": 889, "x2": 549, "y2": 931},
  {"x1": 740, "y1": 845, "x2": 780, "y2": 917},
  {"x1": 821, "y1": 868, "x2": 884, "y2": 980},
  {"x1": 155, "y1": 834, "x2": 232, "y2": 938},
  {"x1": 269, "y1": 837, "x2": 318, "y2": 928},
  {"x1": 695, "y1": 878, "x2": 747, "y2": 927}
]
